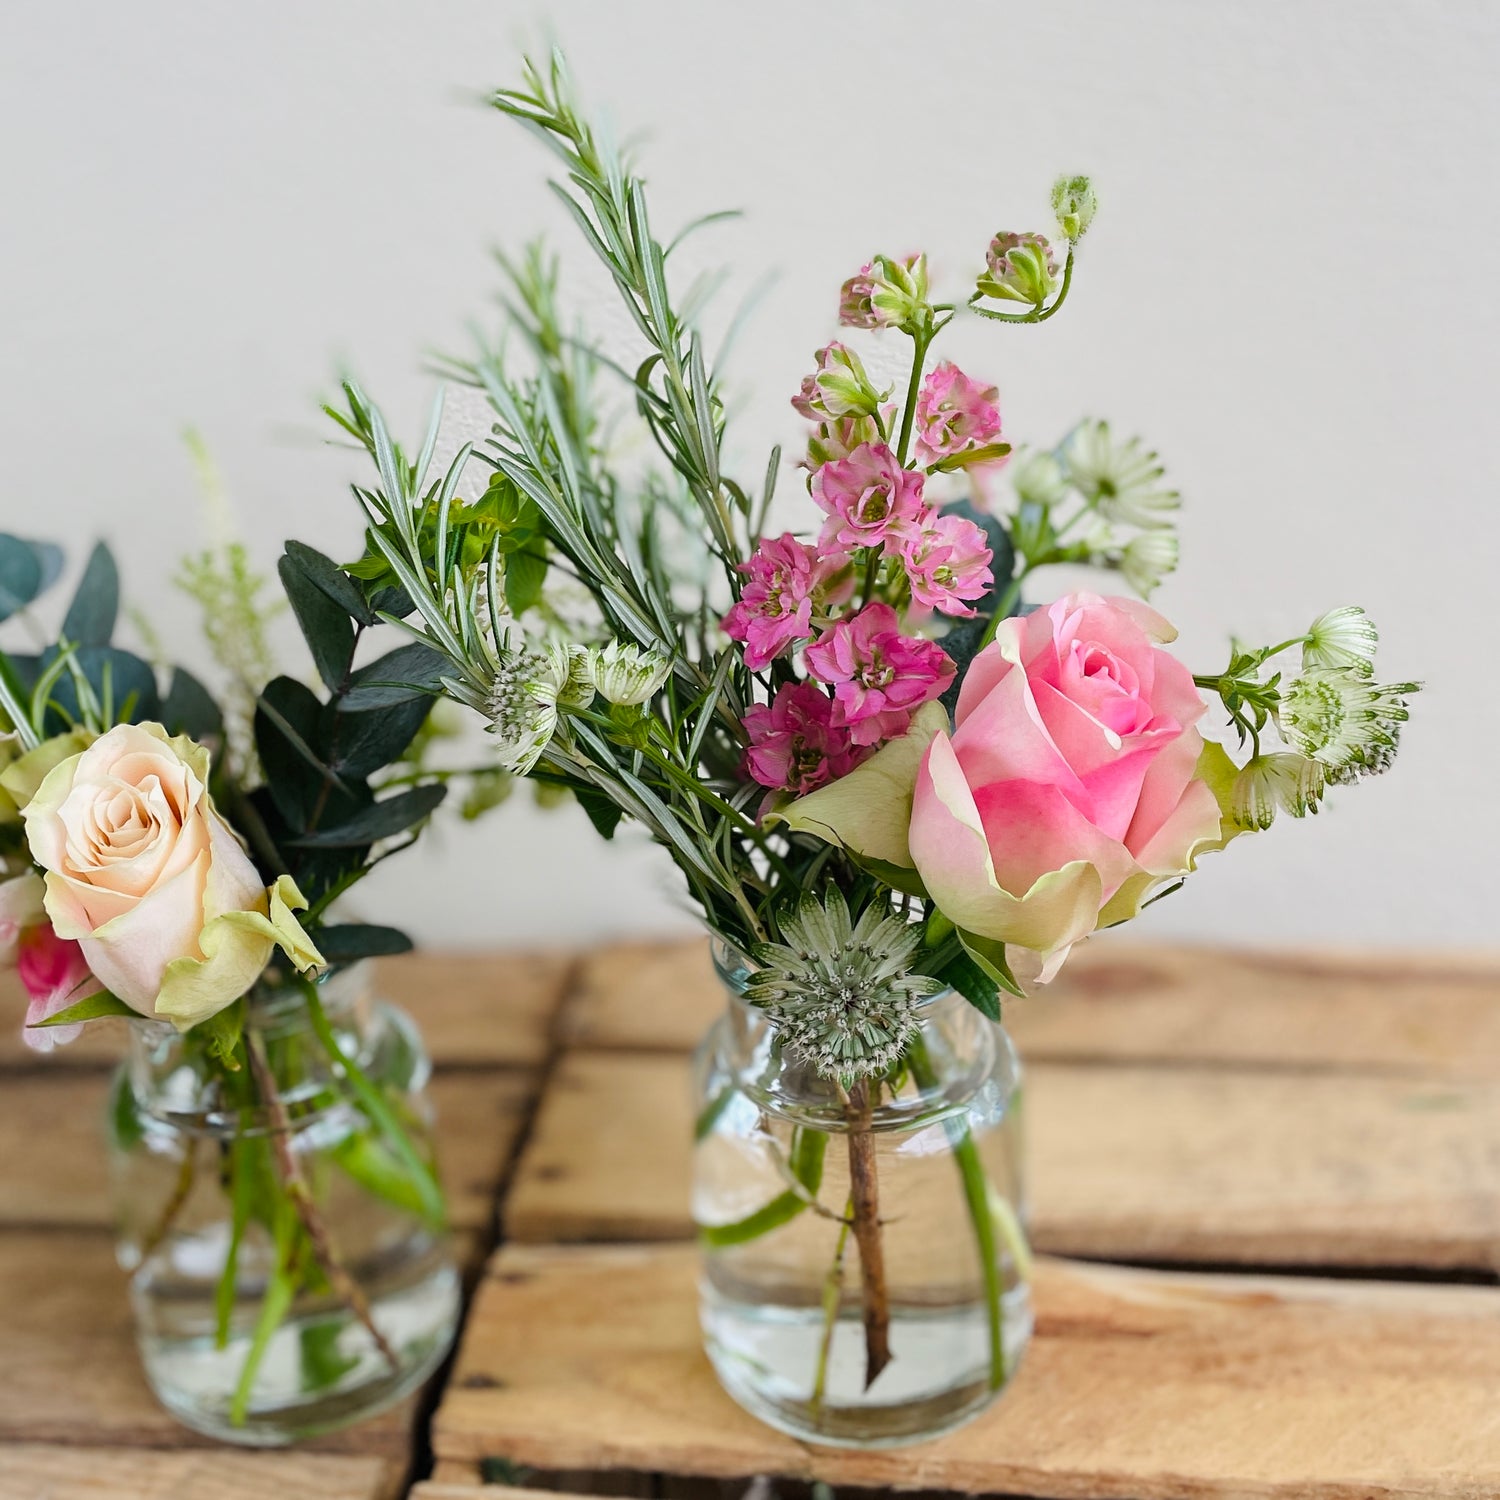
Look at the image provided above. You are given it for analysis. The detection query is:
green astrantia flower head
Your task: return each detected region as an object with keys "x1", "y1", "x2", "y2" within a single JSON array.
[
  {"x1": 744, "y1": 889, "x2": 941, "y2": 1081},
  {"x1": 1280, "y1": 667, "x2": 1419, "y2": 782}
]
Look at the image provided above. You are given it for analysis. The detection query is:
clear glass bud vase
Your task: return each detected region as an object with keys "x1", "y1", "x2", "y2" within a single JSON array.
[
  {"x1": 692, "y1": 948, "x2": 1032, "y2": 1448},
  {"x1": 107, "y1": 963, "x2": 461, "y2": 1445}
]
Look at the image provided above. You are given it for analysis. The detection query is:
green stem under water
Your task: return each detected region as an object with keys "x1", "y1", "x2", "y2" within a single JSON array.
[
  {"x1": 907, "y1": 1035, "x2": 1010, "y2": 1391},
  {"x1": 301, "y1": 978, "x2": 447, "y2": 1232},
  {"x1": 697, "y1": 1126, "x2": 827, "y2": 1249}
]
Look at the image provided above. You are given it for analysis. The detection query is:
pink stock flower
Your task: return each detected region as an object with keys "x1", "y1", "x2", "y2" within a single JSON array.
[
  {"x1": 16, "y1": 921, "x2": 97, "y2": 1053},
  {"x1": 838, "y1": 263, "x2": 886, "y2": 330},
  {"x1": 722, "y1": 534, "x2": 855, "y2": 671},
  {"x1": 744, "y1": 683, "x2": 867, "y2": 796},
  {"x1": 913, "y1": 362, "x2": 1003, "y2": 470},
  {"x1": 838, "y1": 254, "x2": 930, "y2": 331},
  {"x1": 907, "y1": 593, "x2": 1226, "y2": 979},
  {"x1": 900, "y1": 512, "x2": 994, "y2": 617},
  {"x1": 790, "y1": 342, "x2": 884, "y2": 422},
  {"x1": 804, "y1": 602, "x2": 956, "y2": 746},
  {"x1": 813, "y1": 443, "x2": 929, "y2": 553}
]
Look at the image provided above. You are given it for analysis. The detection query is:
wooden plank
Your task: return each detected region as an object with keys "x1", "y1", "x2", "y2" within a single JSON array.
[
  {"x1": 504, "y1": 1050, "x2": 1500, "y2": 1270},
  {"x1": 0, "y1": 1443, "x2": 388, "y2": 1500},
  {"x1": 562, "y1": 939, "x2": 1500, "y2": 1078},
  {"x1": 504, "y1": 1051, "x2": 690, "y2": 1244},
  {"x1": 0, "y1": 950, "x2": 574, "y2": 1072},
  {"x1": 0, "y1": 1070, "x2": 533, "y2": 1235},
  {"x1": 0, "y1": 1229, "x2": 420, "y2": 1459},
  {"x1": 434, "y1": 1241, "x2": 1500, "y2": 1499},
  {"x1": 380, "y1": 951, "x2": 574, "y2": 1070}
]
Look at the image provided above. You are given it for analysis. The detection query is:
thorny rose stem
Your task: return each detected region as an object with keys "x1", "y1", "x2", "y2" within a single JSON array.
[{"x1": 845, "y1": 1078, "x2": 892, "y2": 1388}]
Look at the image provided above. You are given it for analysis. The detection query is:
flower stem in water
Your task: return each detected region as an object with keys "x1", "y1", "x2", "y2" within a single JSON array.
[
  {"x1": 906, "y1": 1035, "x2": 1009, "y2": 1390},
  {"x1": 845, "y1": 1078, "x2": 892, "y2": 1389},
  {"x1": 809, "y1": 1195, "x2": 853, "y2": 1415}
]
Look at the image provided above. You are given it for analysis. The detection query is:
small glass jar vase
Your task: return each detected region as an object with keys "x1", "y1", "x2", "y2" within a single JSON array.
[
  {"x1": 692, "y1": 948, "x2": 1032, "y2": 1448},
  {"x1": 107, "y1": 963, "x2": 461, "y2": 1445}
]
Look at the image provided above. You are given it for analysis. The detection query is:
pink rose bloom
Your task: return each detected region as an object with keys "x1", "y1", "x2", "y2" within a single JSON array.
[
  {"x1": 913, "y1": 362, "x2": 1003, "y2": 470},
  {"x1": 17, "y1": 921, "x2": 97, "y2": 1052},
  {"x1": 805, "y1": 602, "x2": 956, "y2": 746},
  {"x1": 722, "y1": 534, "x2": 854, "y2": 671},
  {"x1": 813, "y1": 443, "x2": 929, "y2": 553},
  {"x1": 900, "y1": 512, "x2": 994, "y2": 618},
  {"x1": 909, "y1": 593, "x2": 1225, "y2": 978},
  {"x1": 744, "y1": 683, "x2": 866, "y2": 796}
]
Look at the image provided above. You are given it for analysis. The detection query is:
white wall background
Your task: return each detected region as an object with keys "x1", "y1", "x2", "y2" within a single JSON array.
[{"x1": 1, "y1": 1, "x2": 1494, "y2": 952}]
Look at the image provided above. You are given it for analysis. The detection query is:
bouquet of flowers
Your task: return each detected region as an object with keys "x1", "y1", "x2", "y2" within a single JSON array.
[
  {"x1": 0, "y1": 528, "x2": 462, "y2": 1438},
  {"x1": 308, "y1": 53, "x2": 1419, "y2": 1443}
]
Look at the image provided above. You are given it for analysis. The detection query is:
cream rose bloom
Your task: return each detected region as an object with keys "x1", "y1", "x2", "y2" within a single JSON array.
[{"x1": 5, "y1": 722, "x2": 321, "y2": 1030}]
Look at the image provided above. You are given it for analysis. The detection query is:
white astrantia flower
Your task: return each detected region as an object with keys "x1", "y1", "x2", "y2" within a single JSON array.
[
  {"x1": 585, "y1": 641, "x2": 672, "y2": 706},
  {"x1": 1302, "y1": 606, "x2": 1379, "y2": 677},
  {"x1": 1063, "y1": 419, "x2": 1180, "y2": 530},
  {"x1": 1279, "y1": 668, "x2": 1418, "y2": 780},
  {"x1": 744, "y1": 889, "x2": 941, "y2": 1080},
  {"x1": 1119, "y1": 528, "x2": 1179, "y2": 597},
  {"x1": 484, "y1": 648, "x2": 561, "y2": 774},
  {"x1": 540, "y1": 640, "x2": 596, "y2": 712},
  {"x1": 1011, "y1": 449, "x2": 1068, "y2": 509},
  {"x1": 1231, "y1": 752, "x2": 1325, "y2": 830}
]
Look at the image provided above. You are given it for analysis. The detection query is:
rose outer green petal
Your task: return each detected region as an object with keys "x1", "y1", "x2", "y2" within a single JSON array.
[
  {"x1": 0, "y1": 728, "x2": 94, "y2": 814},
  {"x1": 766, "y1": 701, "x2": 949, "y2": 868},
  {"x1": 154, "y1": 875, "x2": 325, "y2": 1032}
]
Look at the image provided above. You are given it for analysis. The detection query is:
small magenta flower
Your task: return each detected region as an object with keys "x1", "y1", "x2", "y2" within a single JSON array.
[
  {"x1": 790, "y1": 342, "x2": 888, "y2": 422},
  {"x1": 976, "y1": 232, "x2": 1060, "y2": 308},
  {"x1": 838, "y1": 253, "x2": 930, "y2": 332},
  {"x1": 804, "y1": 602, "x2": 955, "y2": 745},
  {"x1": 913, "y1": 362, "x2": 1003, "y2": 470},
  {"x1": 744, "y1": 682, "x2": 867, "y2": 795},
  {"x1": 900, "y1": 512, "x2": 995, "y2": 617},
  {"x1": 722, "y1": 534, "x2": 855, "y2": 671},
  {"x1": 813, "y1": 443, "x2": 929, "y2": 553}
]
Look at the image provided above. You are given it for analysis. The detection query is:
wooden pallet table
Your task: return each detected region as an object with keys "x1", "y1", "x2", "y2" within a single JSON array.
[
  {"x1": 0, "y1": 951, "x2": 575, "y2": 1500},
  {"x1": 436, "y1": 939, "x2": 1500, "y2": 1498}
]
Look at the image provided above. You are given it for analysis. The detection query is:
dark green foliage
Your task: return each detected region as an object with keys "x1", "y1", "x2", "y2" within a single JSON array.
[
  {"x1": 243, "y1": 542, "x2": 449, "y2": 911},
  {"x1": 290, "y1": 784, "x2": 447, "y2": 848},
  {"x1": 61, "y1": 541, "x2": 120, "y2": 646},
  {"x1": 341, "y1": 643, "x2": 449, "y2": 709},
  {"x1": 44, "y1": 644, "x2": 161, "y2": 729},
  {"x1": 315, "y1": 924, "x2": 415, "y2": 962},
  {"x1": 278, "y1": 551, "x2": 357, "y2": 693},
  {"x1": 161, "y1": 666, "x2": 224, "y2": 743}
]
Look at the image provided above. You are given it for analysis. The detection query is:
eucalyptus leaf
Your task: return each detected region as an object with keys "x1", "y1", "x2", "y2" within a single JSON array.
[
  {"x1": 278, "y1": 553, "x2": 357, "y2": 694},
  {"x1": 61, "y1": 541, "x2": 120, "y2": 646},
  {"x1": 327, "y1": 695, "x2": 432, "y2": 780},
  {"x1": 42, "y1": 645, "x2": 160, "y2": 729},
  {"x1": 341, "y1": 643, "x2": 449, "y2": 710},
  {"x1": 283, "y1": 541, "x2": 378, "y2": 627},
  {"x1": 289, "y1": 783, "x2": 446, "y2": 848},
  {"x1": 314, "y1": 923, "x2": 415, "y2": 961},
  {"x1": 0, "y1": 536, "x2": 43, "y2": 622},
  {"x1": 162, "y1": 666, "x2": 224, "y2": 743}
]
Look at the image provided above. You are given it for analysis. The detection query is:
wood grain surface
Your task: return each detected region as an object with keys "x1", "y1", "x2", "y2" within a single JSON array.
[{"x1": 435, "y1": 1240, "x2": 1500, "y2": 1499}]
